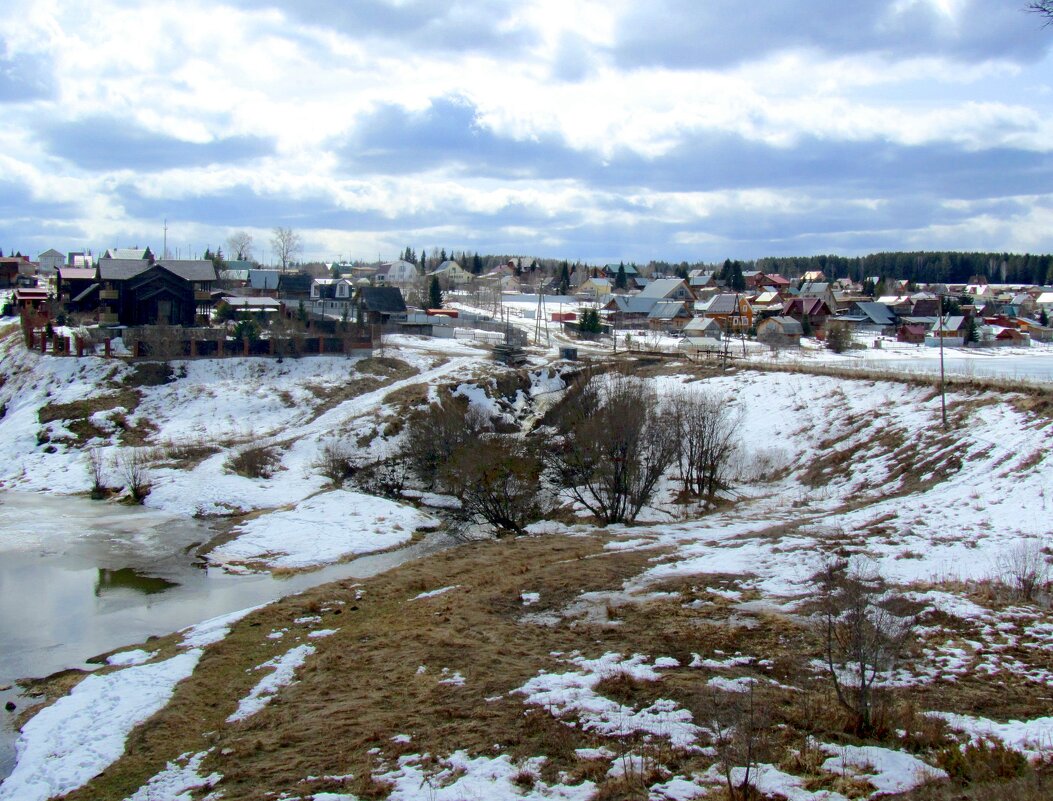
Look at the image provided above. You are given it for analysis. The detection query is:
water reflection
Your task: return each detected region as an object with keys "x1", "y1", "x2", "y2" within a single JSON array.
[{"x1": 94, "y1": 568, "x2": 180, "y2": 596}]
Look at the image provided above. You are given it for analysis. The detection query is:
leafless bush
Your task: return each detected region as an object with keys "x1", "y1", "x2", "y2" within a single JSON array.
[
  {"x1": 810, "y1": 557, "x2": 918, "y2": 735},
  {"x1": 995, "y1": 539, "x2": 1050, "y2": 602},
  {"x1": 825, "y1": 321, "x2": 855, "y2": 353},
  {"x1": 226, "y1": 444, "x2": 281, "y2": 479},
  {"x1": 86, "y1": 447, "x2": 107, "y2": 499},
  {"x1": 697, "y1": 683, "x2": 771, "y2": 801},
  {"x1": 545, "y1": 374, "x2": 677, "y2": 524},
  {"x1": 440, "y1": 436, "x2": 548, "y2": 536},
  {"x1": 733, "y1": 446, "x2": 790, "y2": 484},
  {"x1": 404, "y1": 396, "x2": 490, "y2": 486},
  {"x1": 352, "y1": 459, "x2": 407, "y2": 500},
  {"x1": 665, "y1": 388, "x2": 741, "y2": 500},
  {"x1": 113, "y1": 448, "x2": 151, "y2": 503},
  {"x1": 314, "y1": 438, "x2": 354, "y2": 485}
]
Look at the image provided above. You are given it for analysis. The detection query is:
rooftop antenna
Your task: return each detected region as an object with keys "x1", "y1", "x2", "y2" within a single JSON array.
[{"x1": 163, "y1": 218, "x2": 168, "y2": 260}]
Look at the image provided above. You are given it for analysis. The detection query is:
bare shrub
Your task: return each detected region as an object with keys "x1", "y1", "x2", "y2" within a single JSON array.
[
  {"x1": 696, "y1": 683, "x2": 771, "y2": 801},
  {"x1": 404, "y1": 396, "x2": 490, "y2": 486},
  {"x1": 825, "y1": 321, "x2": 854, "y2": 353},
  {"x1": 352, "y1": 459, "x2": 407, "y2": 500},
  {"x1": 810, "y1": 558, "x2": 918, "y2": 735},
  {"x1": 440, "y1": 436, "x2": 548, "y2": 536},
  {"x1": 545, "y1": 374, "x2": 676, "y2": 524},
  {"x1": 314, "y1": 439, "x2": 354, "y2": 485},
  {"x1": 666, "y1": 388, "x2": 741, "y2": 500},
  {"x1": 994, "y1": 539, "x2": 1050, "y2": 602},
  {"x1": 86, "y1": 447, "x2": 107, "y2": 499},
  {"x1": 226, "y1": 445, "x2": 281, "y2": 479},
  {"x1": 114, "y1": 448, "x2": 151, "y2": 503}
]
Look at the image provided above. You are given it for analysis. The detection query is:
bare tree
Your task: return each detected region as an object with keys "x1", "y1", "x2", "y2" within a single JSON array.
[
  {"x1": 227, "y1": 231, "x2": 254, "y2": 262},
  {"x1": 700, "y1": 683, "x2": 770, "y2": 801},
  {"x1": 810, "y1": 558, "x2": 917, "y2": 734},
  {"x1": 404, "y1": 397, "x2": 490, "y2": 487},
  {"x1": 1028, "y1": 2, "x2": 1053, "y2": 24},
  {"x1": 114, "y1": 448, "x2": 152, "y2": 503},
  {"x1": 666, "y1": 389, "x2": 740, "y2": 501},
  {"x1": 546, "y1": 374, "x2": 677, "y2": 524},
  {"x1": 86, "y1": 447, "x2": 107, "y2": 499},
  {"x1": 441, "y1": 436, "x2": 548, "y2": 536},
  {"x1": 995, "y1": 539, "x2": 1050, "y2": 601},
  {"x1": 271, "y1": 227, "x2": 302, "y2": 272}
]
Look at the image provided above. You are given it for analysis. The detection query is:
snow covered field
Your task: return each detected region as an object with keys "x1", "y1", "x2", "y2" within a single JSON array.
[{"x1": 1, "y1": 319, "x2": 1052, "y2": 800}]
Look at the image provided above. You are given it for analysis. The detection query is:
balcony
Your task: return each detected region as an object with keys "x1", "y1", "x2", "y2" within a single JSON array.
[
  {"x1": 99, "y1": 289, "x2": 119, "y2": 301},
  {"x1": 194, "y1": 290, "x2": 212, "y2": 302},
  {"x1": 98, "y1": 313, "x2": 119, "y2": 325}
]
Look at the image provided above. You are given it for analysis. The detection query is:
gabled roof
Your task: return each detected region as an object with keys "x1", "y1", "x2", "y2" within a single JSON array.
[
  {"x1": 278, "y1": 273, "x2": 313, "y2": 294},
  {"x1": 647, "y1": 301, "x2": 687, "y2": 320},
  {"x1": 683, "y1": 315, "x2": 722, "y2": 332},
  {"x1": 605, "y1": 295, "x2": 660, "y2": 314},
  {"x1": 249, "y1": 269, "x2": 282, "y2": 290},
  {"x1": 799, "y1": 282, "x2": 830, "y2": 295},
  {"x1": 219, "y1": 269, "x2": 249, "y2": 282},
  {"x1": 58, "y1": 267, "x2": 97, "y2": 281},
  {"x1": 932, "y1": 316, "x2": 966, "y2": 332},
  {"x1": 605, "y1": 263, "x2": 639, "y2": 275},
  {"x1": 638, "y1": 278, "x2": 688, "y2": 299},
  {"x1": 38, "y1": 248, "x2": 64, "y2": 258},
  {"x1": 358, "y1": 286, "x2": 407, "y2": 314},
  {"x1": 99, "y1": 258, "x2": 152, "y2": 281},
  {"x1": 759, "y1": 316, "x2": 803, "y2": 335},
  {"x1": 103, "y1": 247, "x2": 150, "y2": 260},
  {"x1": 156, "y1": 260, "x2": 217, "y2": 282},
  {"x1": 783, "y1": 296, "x2": 830, "y2": 316},
  {"x1": 220, "y1": 296, "x2": 282, "y2": 310},
  {"x1": 698, "y1": 294, "x2": 741, "y2": 315},
  {"x1": 853, "y1": 302, "x2": 896, "y2": 326}
]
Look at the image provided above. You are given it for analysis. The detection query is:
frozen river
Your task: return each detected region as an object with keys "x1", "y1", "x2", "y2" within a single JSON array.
[{"x1": 0, "y1": 491, "x2": 451, "y2": 780}]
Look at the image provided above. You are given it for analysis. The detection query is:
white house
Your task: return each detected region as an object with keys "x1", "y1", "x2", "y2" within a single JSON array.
[
  {"x1": 37, "y1": 249, "x2": 64, "y2": 275},
  {"x1": 376, "y1": 260, "x2": 420, "y2": 290}
]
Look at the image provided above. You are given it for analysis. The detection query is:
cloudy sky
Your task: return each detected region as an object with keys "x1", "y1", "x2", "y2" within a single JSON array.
[{"x1": 2, "y1": 0, "x2": 1052, "y2": 265}]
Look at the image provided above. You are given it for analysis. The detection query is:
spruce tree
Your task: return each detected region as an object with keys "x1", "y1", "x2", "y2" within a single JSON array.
[
  {"x1": 428, "y1": 276, "x2": 444, "y2": 309},
  {"x1": 615, "y1": 263, "x2": 627, "y2": 290}
]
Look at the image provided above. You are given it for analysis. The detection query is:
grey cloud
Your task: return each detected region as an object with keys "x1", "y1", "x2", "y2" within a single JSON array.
[
  {"x1": 339, "y1": 97, "x2": 1053, "y2": 202},
  {"x1": 226, "y1": 0, "x2": 537, "y2": 54},
  {"x1": 38, "y1": 118, "x2": 274, "y2": 172},
  {"x1": 611, "y1": 1, "x2": 1050, "y2": 69}
]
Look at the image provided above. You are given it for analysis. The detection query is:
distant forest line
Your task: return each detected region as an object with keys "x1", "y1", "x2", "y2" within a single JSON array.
[{"x1": 399, "y1": 247, "x2": 1053, "y2": 286}]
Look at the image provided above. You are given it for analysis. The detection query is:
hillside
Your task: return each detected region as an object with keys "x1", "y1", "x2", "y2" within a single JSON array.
[{"x1": 0, "y1": 325, "x2": 1051, "y2": 801}]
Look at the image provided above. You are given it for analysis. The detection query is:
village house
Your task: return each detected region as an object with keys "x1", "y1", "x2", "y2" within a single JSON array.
[
  {"x1": 428, "y1": 260, "x2": 471, "y2": 289},
  {"x1": 756, "y1": 316, "x2": 803, "y2": 348},
  {"x1": 357, "y1": 286, "x2": 408, "y2": 326},
  {"x1": 678, "y1": 315, "x2": 723, "y2": 353},
  {"x1": 695, "y1": 293, "x2": 754, "y2": 334},
  {"x1": 375, "y1": 260, "x2": 420, "y2": 292},
  {"x1": 782, "y1": 296, "x2": 832, "y2": 333},
  {"x1": 37, "y1": 249, "x2": 65, "y2": 275},
  {"x1": 96, "y1": 258, "x2": 217, "y2": 327}
]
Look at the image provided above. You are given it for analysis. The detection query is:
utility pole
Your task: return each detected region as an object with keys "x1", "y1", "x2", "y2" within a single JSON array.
[
  {"x1": 163, "y1": 219, "x2": 168, "y2": 260},
  {"x1": 938, "y1": 293, "x2": 947, "y2": 430}
]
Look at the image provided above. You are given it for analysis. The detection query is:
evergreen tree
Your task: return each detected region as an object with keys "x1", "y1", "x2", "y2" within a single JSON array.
[
  {"x1": 1040, "y1": 308, "x2": 1049, "y2": 327},
  {"x1": 428, "y1": 276, "x2": 444, "y2": 309},
  {"x1": 578, "y1": 307, "x2": 602, "y2": 334},
  {"x1": 615, "y1": 263, "x2": 627, "y2": 290},
  {"x1": 727, "y1": 260, "x2": 746, "y2": 291},
  {"x1": 559, "y1": 261, "x2": 570, "y2": 295},
  {"x1": 964, "y1": 315, "x2": 980, "y2": 345},
  {"x1": 472, "y1": 253, "x2": 483, "y2": 274},
  {"x1": 439, "y1": 248, "x2": 447, "y2": 263},
  {"x1": 420, "y1": 247, "x2": 427, "y2": 271},
  {"x1": 800, "y1": 313, "x2": 813, "y2": 337}
]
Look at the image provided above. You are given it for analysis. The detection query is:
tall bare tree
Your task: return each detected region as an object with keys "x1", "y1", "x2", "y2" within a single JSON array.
[
  {"x1": 546, "y1": 374, "x2": 677, "y2": 524},
  {"x1": 271, "y1": 227, "x2": 302, "y2": 272},
  {"x1": 226, "y1": 231, "x2": 254, "y2": 262},
  {"x1": 1029, "y1": 1, "x2": 1053, "y2": 23}
]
